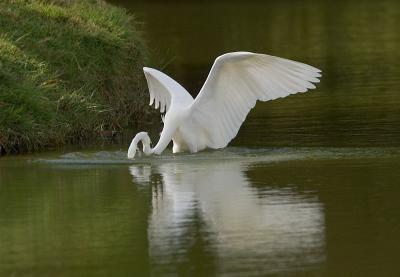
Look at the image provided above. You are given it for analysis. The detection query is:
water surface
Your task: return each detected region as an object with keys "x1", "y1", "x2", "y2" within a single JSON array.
[
  {"x1": 109, "y1": 0, "x2": 400, "y2": 147},
  {"x1": 1, "y1": 148, "x2": 400, "y2": 276}
]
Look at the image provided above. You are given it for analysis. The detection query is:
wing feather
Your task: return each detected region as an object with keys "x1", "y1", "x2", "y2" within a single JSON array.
[
  {"x1": 190, "y1": 52, "x2": 321, "y2": 148},
  {"x1": 143, "y1": 67, "x2": 194, "y2": 113}
]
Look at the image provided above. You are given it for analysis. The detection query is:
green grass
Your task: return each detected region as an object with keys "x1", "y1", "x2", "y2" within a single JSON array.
[{"x1": 0, "y1": 0, "x2": 149, "y2": 153}]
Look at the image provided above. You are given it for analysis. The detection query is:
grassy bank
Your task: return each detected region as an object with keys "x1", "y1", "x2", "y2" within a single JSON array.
[{"x1": 0, "y1": 0, "x2": 149, "y2": 154}]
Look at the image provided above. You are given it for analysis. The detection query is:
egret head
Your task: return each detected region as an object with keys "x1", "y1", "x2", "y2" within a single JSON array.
[
  {"x1": 127, "y1": 131, "x2": 152, "y2": 159},
  {"x1": 127, "y1": 139, "x2": 138, "y2": 159}
]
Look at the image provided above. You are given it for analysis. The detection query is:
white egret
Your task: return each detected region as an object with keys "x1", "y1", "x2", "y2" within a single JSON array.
[{"x1": 127, "y1": 52, "x2": 321, "y2": 158}]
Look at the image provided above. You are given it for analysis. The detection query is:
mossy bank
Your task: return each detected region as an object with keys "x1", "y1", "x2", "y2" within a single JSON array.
[{"x1": 0, "y1": 0, "x2": 149, "y2": 154}]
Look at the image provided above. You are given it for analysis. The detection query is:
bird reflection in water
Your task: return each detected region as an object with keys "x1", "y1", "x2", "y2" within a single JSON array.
[{"x1": 129, "y1": 159, "x2": 326, "y2": 275}]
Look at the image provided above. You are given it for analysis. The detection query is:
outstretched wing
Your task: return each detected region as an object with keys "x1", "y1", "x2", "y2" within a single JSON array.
[
  {"x1": 190, "y1": 52, "x2": 321, "y2": 148},
  {"x1": 143, "y1": 67, "x2": 194, "y2": 113}
]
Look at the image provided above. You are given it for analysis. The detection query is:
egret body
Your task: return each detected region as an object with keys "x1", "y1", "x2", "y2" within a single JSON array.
[{"x1": 128, "y1": 52, "x2": 321, "y2": 159}]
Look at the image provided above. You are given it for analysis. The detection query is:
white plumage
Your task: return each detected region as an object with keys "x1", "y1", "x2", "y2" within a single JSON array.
[{"x1": 128, "y1": 52, "x2": 321, "y2": 159}]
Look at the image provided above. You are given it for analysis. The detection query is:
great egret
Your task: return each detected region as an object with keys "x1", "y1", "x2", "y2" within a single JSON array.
[{"x1": 127, "y1": 52, "x2": 321, "y2": 158}]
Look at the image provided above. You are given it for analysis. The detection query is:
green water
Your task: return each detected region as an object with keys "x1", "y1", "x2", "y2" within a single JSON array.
[
  {"x1": 1, "y1": 148, "x2": 400, "y2": 276},
  {"x1": 2, "y1": 0, "x2": 400, "y2": 276},
  {"x1": 110, "y1": 0, "x2": 400, "y2": 147}
]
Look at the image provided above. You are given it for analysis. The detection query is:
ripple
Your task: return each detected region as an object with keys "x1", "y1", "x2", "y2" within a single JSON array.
[{"x1": 34, "y1": 147, "x2": 400, "y2": 167}]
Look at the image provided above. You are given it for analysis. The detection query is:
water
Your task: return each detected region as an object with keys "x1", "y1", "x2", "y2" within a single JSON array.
[
  {"x1": 2, "y1": 0, "x2": 400, "y2": 276},
  {"x1": 1, "y1": 148, "x2": 400, "y2": 276},
  {"x1": 109, "y1": 0, "x2": 400, "y2": 147}
]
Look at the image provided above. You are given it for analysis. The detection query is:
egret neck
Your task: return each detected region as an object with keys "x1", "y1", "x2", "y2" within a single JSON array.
[{"x1": 127, "y1": 132, "x2": 154, "y2": 159}]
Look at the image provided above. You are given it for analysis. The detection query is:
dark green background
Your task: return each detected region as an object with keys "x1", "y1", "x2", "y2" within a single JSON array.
[{"x1": 110, "y1": 0, "x2": 400, "y2": 147}]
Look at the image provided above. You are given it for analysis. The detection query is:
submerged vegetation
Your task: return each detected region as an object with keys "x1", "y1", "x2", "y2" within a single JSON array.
[{"x1": 0, "y1": 0, "x2": 149, "y2": 154}]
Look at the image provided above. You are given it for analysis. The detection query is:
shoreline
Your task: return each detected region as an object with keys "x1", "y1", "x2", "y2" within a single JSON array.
[{"x1": 0, "y1": 0, "x2": 150, "y2": 155}]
